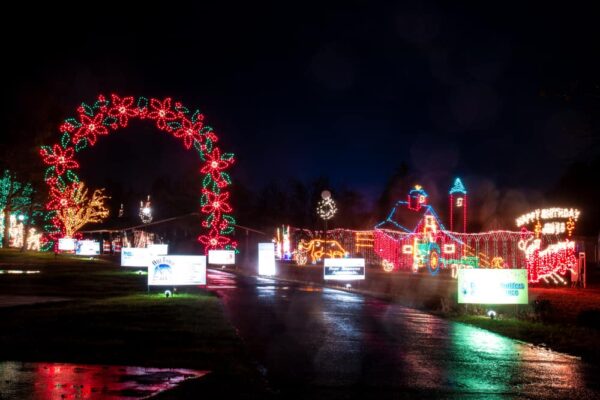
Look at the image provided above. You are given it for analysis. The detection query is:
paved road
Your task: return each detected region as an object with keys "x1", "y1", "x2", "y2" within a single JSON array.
[{"x1": 208, "y1": 270, "x2": 600, "y2": 399}]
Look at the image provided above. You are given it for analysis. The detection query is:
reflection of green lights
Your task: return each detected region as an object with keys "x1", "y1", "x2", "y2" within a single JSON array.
[{"x1": 448, "y1": 322, "x2": 518, "y2": 395}]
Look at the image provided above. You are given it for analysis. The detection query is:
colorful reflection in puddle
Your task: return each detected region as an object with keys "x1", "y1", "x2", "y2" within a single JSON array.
[
  {"x1": 0, "y1": 361, "x2": 208, "y2": 399},
  {"x1": 206, "y1": 269, "x2": 237, "y2": 289}
]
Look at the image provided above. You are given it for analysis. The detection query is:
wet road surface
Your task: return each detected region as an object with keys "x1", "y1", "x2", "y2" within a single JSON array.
[
  {"x1": 208, "y1": 270, "x2": 600, "y2": 399},
  {"x1": 0, "y1": 362, "x2": 207, "y2": 399}
]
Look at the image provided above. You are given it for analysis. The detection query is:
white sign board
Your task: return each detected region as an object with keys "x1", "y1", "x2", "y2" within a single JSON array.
[
  {"x1": 258, "y1": 243, "x2": 276, "y2": 276},
  {"x1": 121, "y1": 247, "x2": 151, "y2": 267},
  {"x1": 148, "y1": 255, "x2": 206, "y2": 286},
  {"x1": 148, "y1": 243, "x2": 168, "y2": 256},
  {"x1": 324, "y1": 258, "x2": 365, "y2": 281},
  {"x1": 58, "y1": 238, "x2": 76, "y2": 251},
  {"x1": 76, "y1": 240, "x2": 100, "y2": 256},
  {"x1": 208, "y1": 250, "x2": 235, "y2": 265},
  {"x1": 458, "y1": 269, "x2": 528, "y2": 304}
]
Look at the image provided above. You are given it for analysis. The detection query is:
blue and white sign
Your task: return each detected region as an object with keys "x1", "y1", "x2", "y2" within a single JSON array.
[
  {"x1": 258, "y1": 243, "x2": 276, "y2": 276},
  {"x1": 324, "y1": 258, "x2": 365, "y2": 281},
  {"x1": 148, "y1": 255, "x2": 206, "y2": 286},
  {"x1": 76, "y1": 240, "x2": 100, "y2": 256},
  {"x1": 121, "y1": 247, "x2": 151, "y2": 267},
  {"x1": 458, "y1": 269, "x2": 528, "y2": 304}
]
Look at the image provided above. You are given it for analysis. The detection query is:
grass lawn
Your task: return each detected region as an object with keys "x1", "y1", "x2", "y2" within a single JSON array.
[
  {"x1": 451, "y1": 315, "x2": 600, "y2": 363},
  {"x1": 0, "y1": 249, "x2": 268, "y2": 397}
]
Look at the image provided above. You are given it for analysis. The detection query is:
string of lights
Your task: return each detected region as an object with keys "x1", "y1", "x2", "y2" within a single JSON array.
[{"x1": 40, "y1": 93, "x2": 236, "y2": 252}]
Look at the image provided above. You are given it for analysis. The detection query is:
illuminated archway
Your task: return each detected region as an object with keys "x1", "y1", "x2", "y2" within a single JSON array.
[{"x1": 39, "y1": 94, "x2": 236, "y2": 252}]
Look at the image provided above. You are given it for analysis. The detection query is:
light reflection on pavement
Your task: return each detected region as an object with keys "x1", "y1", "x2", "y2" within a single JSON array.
[
  {"x1": 0, "y1": 362, "x2": 208, "y2": 399},
  {"x1": 207, "y1": 269, "x2": 600, "y2": 399}
]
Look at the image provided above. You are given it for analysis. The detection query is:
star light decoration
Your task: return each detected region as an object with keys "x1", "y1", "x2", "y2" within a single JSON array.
[
  {"x1": 316, "y1": 197, "x2": 337, "y2": 220},
  {"x1": 40, "y1": 93, "x2": 236, "y2": 252}
]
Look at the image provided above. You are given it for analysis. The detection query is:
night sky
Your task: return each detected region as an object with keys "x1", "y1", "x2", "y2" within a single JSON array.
[{"x1": 2, "y1": 2, "x2": 599, "y2": 215}]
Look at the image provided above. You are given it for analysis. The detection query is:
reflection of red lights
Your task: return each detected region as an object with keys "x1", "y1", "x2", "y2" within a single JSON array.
[{"x1": 23, "y1": 362, "x2": 208, "y2": 399}]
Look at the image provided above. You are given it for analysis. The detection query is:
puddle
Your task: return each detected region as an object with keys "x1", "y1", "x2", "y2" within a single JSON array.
[{"x1": 0, "y1": 361, "x2": 209, "y2": 399}]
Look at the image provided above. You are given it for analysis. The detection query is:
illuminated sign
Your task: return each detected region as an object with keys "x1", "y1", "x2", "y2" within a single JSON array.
[
  {"x1": 75, "y1": 240, "x2": 100, "y2": 255},
  {"x1": 58, "y1": 238, "x2": 76, "y2": 251},
  {"x1": 516, "y1": 208, "x2": 580, "y2": 227},
  {"x1": 208, "y1": 250, "x2": 235, "y2": 265},
  {"x1": 458, "y1": 269, "x2": 528, "y2": 304},
  {"x1": 258, "y1": 243, "x2": 276, "y2": 276},
  {"x1": 121, "y1": 247, "x2": 151, "y2": 267},
  {"x1": 148, "y1": 255, "x2": 206, "y2": 286},
  {"x1": 456, "y1": 197, "x2": 463, "y2": 207},
  {"x1": 324, "y1": 258, "x2": 365, "y2": 281},
  {"x1": 148, "y1": 244, "x2": 168, "y2": 256}
]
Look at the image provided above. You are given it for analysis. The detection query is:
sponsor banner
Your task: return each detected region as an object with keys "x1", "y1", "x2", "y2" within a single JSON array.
[
  {"x1": 148, "y1": 243, "x2": 168, "y2": 256},
  {"x1": 258, "y1": 243, "x2": 276, "y2": 276},
  {"x1": 324, "y1": 258, "x2": 366, "y2": 281},
  {"x1": 208, "y1": 250, "x2": 235, "y2": 265},
  {"x1": 76, "y1": 240, "x2": 100, "y2": 256},
  {"x1": 458, "y1": 269, "x2": 528, "y2": 304},
  {"x1": 121, "y1": 247, "x2": 151, "y2": 267},
  {"x1": 148, "y1": 255, "x2": 206, "y2": 286},
  {"x1": 58, "y1": 238, "x2": 77, "y2": 252}
]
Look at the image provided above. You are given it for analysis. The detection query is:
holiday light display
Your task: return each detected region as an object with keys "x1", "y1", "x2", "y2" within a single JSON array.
[
  {"x1": 5, "y1": 215, "x2": 40, "y2": 250},
  {"x1": 316, "y1": 197, "x2": 337, "y2": 220},
  {"x1": 274, "y1": 225, "x2": 292, "y2": 260},
  {"x1": 515, "y1": 207, "x2": 581, "y2": 283},
  {"x1": 53, "y1": 182, "x2": 109, "y2": 238},
  {"x1": 449, "y1": 177, "x2": 468, "y2": 233},
  {"x1": 40, "y1": 94, "x2": 236, "y2": 252},
  {"x1": 354, "y1": 231, "x2": 374, "y2": 252},
  {"x1": 295, "y1": 238, "x2": 347, "y2": 265},
  {"x1": 139, "y1": 195, "x2": 153, "y2": 224},
  {"x1": 516, "y1": 208, "x2": 580, "y2": 238}
]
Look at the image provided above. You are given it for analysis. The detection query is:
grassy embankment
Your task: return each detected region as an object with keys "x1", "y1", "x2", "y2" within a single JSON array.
[{"x1": 0, "y1": 249, "x2": 267, "y2": 397}]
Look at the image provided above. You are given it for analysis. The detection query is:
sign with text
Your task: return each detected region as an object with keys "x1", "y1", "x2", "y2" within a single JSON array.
[
  {"x1": 258, "y1": 243, "x2": 276, "y2": 276},
  {"x1": 208, "y1": 250, "x2": 235, "y2": 265},
  {"x1": 58, "y1": 238, "x2": 76, "y2": 252},
  {"x1": 121, "y1": 247, "x2": 151, "y2": 267},
  {"x1": 148, "y1": 243, "x2": 168, "y2": 256},
  {"x1": 148, "y1": 255, "x2": 206, "y2": 286},
  {"x1": 324, "y1": 258, "x2": 365, "y2": 281},
  {"x1": 458, "y1": 269, "x2": 528, "y2": 304},
  {"x1": 76, "y1": 240, "x2": 100, "y2": 256}
]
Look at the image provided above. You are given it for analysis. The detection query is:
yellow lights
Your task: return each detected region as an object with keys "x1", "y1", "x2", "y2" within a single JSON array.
[
  {"x1": 414, "y1": 185, "x2": 422, "y2": 191},
  {"x1": 456, "y1": 197, "x2": 463, "y2": 207},
  {"x1": 296, "y1": 239, "x2": 347, "y2": 265},
  {"x1": 516, "y1": 207, "x2": 580, "y2": 237},
  {"x1": 491, "y1": 257, "x2": 505, "y2": 268},
  {"x1": 354, "y1": 231, "x2": 374, "y2": 251},
  {"x1": 382, "y1": 259, "x2": 394, "y2": 272},
  {"x1": 443, "y1": 244, "x2": 456, "y2": 254},
  {"x1": 419, "y1": 195, "x2": 426, "y2": 204},
  {"x1": 424, "y1": 215, "x2": 437, "y2": 234},
  {"x1": 56, "y1": 182, "x2": 110, "y2": 237}
]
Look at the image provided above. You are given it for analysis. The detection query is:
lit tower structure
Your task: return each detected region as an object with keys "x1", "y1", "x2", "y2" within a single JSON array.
[
  {"x1": 449, "y1": 178, "x2": 467, "y2": 232},
  {"x1": 407, "y1": 185, "x2": 428, "y2": 211}
]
